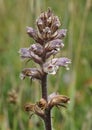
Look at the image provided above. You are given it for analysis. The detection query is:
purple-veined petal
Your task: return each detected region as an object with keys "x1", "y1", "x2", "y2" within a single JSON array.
[
  {"x1": 50, "y1": 39, "x2": 64, "y2": 48},
  {"x1": 55, "y1": 57, "x2": 71, "y2": 70},
  {"x1": 45, "y1": 39, "x2": 64, "y2": 52},
  {"x1": 18, "y1": 48, "x2": 31, "y2": 60}
]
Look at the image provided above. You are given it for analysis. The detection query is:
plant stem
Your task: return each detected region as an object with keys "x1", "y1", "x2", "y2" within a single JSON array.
[
  {"x1": 41, "y1": 73, "x2": 52, "y2": 130},
  {"x1": 41, "y1": 73, "x2": 48, "y2": 101},
  {"x1": 44, "y1": 110, "x2": 52, "y2": 130}
]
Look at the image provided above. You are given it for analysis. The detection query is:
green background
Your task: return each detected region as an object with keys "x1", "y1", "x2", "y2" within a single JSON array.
[{"x1": 0, "y1": 0, "x2": 92, "y2": 130}]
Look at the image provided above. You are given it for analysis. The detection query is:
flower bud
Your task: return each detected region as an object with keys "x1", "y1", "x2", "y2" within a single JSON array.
[
  {"x1": 56, "y1": 29, "x2": 67, "y2": 39},
  {"x1": 36, "y1": 8, "x2": 61, "y2": 42}
]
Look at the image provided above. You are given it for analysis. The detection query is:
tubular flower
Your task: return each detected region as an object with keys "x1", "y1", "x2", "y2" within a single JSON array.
[
  {"x1": 43, "y1": 58, "x2": 71, "y2": 74},
  {"x1": 45, "y1": 39, "x2": 64, "y2": 52},
  {"x1": 19, "y1": 48, "x2": 31, "y2": 60},
  {"x1": 19, "y1": 47, "x2": 43, "y2": 64}
]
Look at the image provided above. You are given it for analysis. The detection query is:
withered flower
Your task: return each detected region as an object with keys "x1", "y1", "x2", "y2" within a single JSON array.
[
  {"x1": 24, "y1": 101, "x2": 46, "y2": 118},
  {"x1": 48, "y1": 92, "x2": 70, "y2": 108},
  {"x1": 24, "y1": 103, "x2": 35, "y2": 112},
  {"x1": 20, "y1": 68, "x2": 43, "y2": 80},
  {"x1": 37, "y1": 98, "x2": 47, "y2": 110}
]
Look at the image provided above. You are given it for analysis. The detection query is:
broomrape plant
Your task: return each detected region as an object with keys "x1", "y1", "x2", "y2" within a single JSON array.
[{"x1": 19, "y1": 8, "x2": 71, "y2": 130}]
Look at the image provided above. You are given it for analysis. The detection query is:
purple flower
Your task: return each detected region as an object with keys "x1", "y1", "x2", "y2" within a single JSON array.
[
  {"x1": 18, "y1": 48, "x2": 31, "y2": 60},
  {"x1": 55, "y1": 57, "x2": 71, "y2": 70},
  {"x1": 45, "y1": 39, "x2": 64, "y2": 52},
  {"x1": 56, "y1": 29, "x2": 67, "y2": 39},
  {"x1": 19, "y1": 47, "x2": 43, "y2": 64},
  {"x1": 43, "y1": 57, "x2": 71, "y2": 74}
]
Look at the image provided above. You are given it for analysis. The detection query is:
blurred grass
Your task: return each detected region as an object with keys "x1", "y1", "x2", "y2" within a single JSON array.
[{"x1": 0, "y1": 0, "x2": 92, "y2": 130}]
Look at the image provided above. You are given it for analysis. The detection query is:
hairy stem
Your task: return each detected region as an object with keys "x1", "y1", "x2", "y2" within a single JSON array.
[
  {"x1": 41, "y1": 73, "x2": 52, "y2": 130},
  {"x1": 41, "y1": 73, "x2": 48, "y2": 101},
  {"x1": 44, "y1": 110, "x2": 52, "y2": 130}
]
